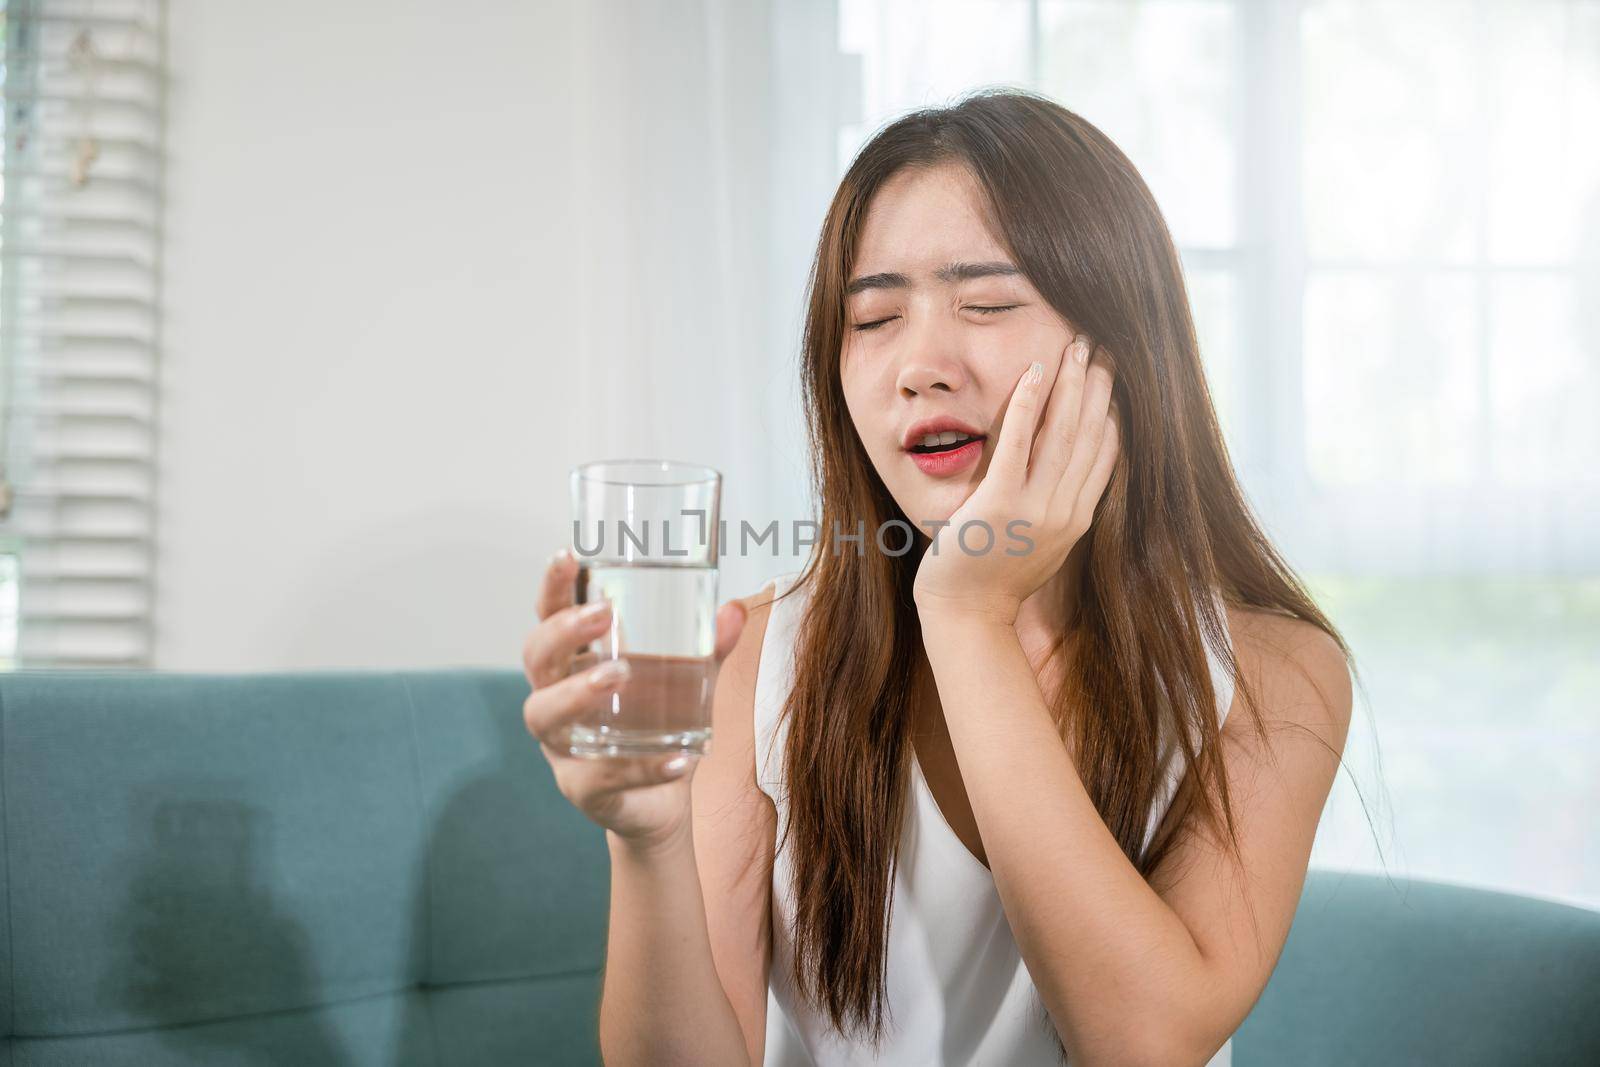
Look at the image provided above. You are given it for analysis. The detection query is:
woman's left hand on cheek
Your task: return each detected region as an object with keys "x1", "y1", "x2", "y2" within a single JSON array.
[{"x1": 911, "y1": 331, "x2": 1120, "y2": 624}]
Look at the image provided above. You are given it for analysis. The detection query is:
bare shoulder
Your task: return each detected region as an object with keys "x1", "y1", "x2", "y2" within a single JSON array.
[
  {"x1": 692, "y1": 575, "x2": 787, "y2": 814},
  {"x1": 712, "y1": 577, "x2": 784, "y2": 741},
  {"x1": 1219, "y1": 599, "x2": 1353, "y2": 753}
]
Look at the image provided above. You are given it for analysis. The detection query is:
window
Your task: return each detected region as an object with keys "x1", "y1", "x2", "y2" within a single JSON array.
[
  {"x1": 836, "y1": 0, "x2": 1600, "y2": 908},
  {"x1": 0, "y1": 0, "x2": 165, "y2": 667}
]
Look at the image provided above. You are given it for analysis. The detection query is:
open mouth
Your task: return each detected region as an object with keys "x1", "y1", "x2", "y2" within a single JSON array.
[{"x1": 908, "y1": 434, "x2": 985, "y2": 455}]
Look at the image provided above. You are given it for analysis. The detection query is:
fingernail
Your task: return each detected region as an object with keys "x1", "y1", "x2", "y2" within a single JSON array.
[
  {"x1": 578, "y1": 599, "x2": 611, "y2": 623},
  {"x1": 550, "y1": 547, "x2": 572, "y2": 568},
  {"x1": 589, "y1": 658, "x2": 631, "y2": 688},
  {"x1": 663, "y1": 755, "x2": 689, "y2": 774},
  {"x1": 1027, "y1": 361, "x2": 1044, "y2": 385},
  {"x1": 1075, "y1": 339, "x2": 1090, "y2": 365}
]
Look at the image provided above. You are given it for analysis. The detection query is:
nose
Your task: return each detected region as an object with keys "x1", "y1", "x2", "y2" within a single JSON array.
[{"x1": 895, "y1": 352, "x2": 968, "y2": 399}]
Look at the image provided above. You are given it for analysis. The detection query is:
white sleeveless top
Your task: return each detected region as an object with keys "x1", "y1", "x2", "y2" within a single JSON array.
[{"x1": 753, "y1": 569, "x2": 1236, "y2": 1066}]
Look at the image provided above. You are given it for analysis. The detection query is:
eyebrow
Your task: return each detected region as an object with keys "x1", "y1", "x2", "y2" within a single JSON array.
[{"x1": 844, "y1": 260, "x2": 1021, "y2": 297}]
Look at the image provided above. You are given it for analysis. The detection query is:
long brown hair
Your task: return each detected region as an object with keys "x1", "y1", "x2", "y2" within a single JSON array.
[{"x1": 761, "y1": 88, "x2": 1364, "y2": 1055}]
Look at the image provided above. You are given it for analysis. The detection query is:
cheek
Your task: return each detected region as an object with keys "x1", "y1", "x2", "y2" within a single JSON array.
[
  {"x1": 840, "y1": 352, "x2": 882, "y2": 413},
  {"x1": 983, "y1": 325, "x2": 1068, "y2": 390},
  {"x1": 839, "y1": 373, "x2": 902, "y2": 476},
  {"x1": 839, "y1": 372, "x2": 875, "y2": 449},
  {"x1": 839, "y1": 367, "x2": 862, "y2": 425}
]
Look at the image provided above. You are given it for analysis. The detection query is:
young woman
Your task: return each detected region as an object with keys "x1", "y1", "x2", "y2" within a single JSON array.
[{"x1": 521, "y1": 89, "x2": 1355, "y2": 1066}]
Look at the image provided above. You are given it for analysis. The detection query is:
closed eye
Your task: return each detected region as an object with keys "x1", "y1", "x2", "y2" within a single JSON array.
[{"x1": 850, "y1": 305, "x2": 1022, "y2": 332}]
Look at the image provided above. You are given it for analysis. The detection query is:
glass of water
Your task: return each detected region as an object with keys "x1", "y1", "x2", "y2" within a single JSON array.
[{"x1": 566, "y1": 459, "x2": 722, "y2": 759}]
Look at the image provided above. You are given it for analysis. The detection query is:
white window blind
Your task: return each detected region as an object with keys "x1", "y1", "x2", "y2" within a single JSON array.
[{"x1": 0, "y1": 0, "x2": 164, "y2": 668}]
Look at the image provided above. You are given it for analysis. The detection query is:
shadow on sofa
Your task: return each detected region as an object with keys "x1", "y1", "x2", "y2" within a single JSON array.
[{"x1": 0, "y1": 668, "x2": 1595, "y2": 1065}]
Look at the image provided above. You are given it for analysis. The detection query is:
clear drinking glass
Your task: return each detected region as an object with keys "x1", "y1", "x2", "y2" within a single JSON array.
[{"x1": 566, "y1": 459, "x2": 722, "y2": 759}]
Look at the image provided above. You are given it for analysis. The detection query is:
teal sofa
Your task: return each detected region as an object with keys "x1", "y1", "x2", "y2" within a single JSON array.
[{"x1": 1, "y1": 669, "x2": 1596, "y2": 1065}]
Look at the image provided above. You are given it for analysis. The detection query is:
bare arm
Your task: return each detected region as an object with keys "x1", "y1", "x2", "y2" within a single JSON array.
[
  {"x1": 600, "y1": 830, "x2": 750, "y2": 1066},
  {"x1": 598, "y1": 581, "x2": 779, "y2": 1067}
]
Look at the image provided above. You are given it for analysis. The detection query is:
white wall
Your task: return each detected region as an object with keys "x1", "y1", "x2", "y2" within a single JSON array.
[{"x1": 157, "y1": 1, "x2": 824, "y2": 670}]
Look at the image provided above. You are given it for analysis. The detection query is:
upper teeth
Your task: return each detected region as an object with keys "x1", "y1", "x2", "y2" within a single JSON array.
[{"x1": 919, "y1": 431, "x2": 975, "y2": 447}]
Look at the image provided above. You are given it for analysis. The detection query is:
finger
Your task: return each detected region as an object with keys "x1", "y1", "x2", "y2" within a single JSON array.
[
  {"x1": 1056, "y1": 352, "x2": 1117, "y2": 513},
  {"x1": 994, "y1": 356, "x2": 1051, "y2": 487},
  {"x1": 1075, "y1": 403, "x2": 1120, "y2": 527},
  {"x1": 541, "y1": 743, "x2": 699, "y2": 802},
  {"x1": 712, "y1": 598, "x2": 748, "y2": 662},
  {"x1": 523, "y1": 656, "x2": 632, "y2": 742},
  {"x1": 537, "y1": 547, "x2": 579, "y2": 622},
  {"x1": 523, "y1": 598, "x2": 614, "y2": 690},
  {"x1": 1031, "y1": 333, "x2": 1091, "y2": 494},
  {"x1": 586, "y1": 754, "x2": 700, "y2": 801}
]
